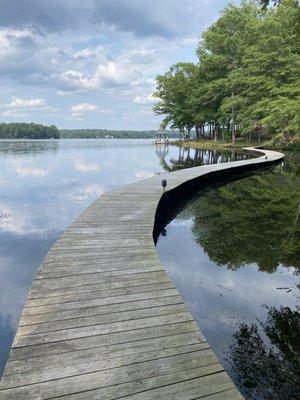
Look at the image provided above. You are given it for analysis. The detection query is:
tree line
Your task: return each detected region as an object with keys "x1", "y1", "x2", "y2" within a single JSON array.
[
  {"x1": 0, "y1": 125, "x2": 182, "y2": 140},
  {"x1": 0, "y1": 123, "x2": 60, "y2": 139},
  {"x1": 60, "y1": 129, "x2": 180, "y2": 139},
  {"x1": 153, "y1": 0, "x2": 299, "y2": 145}
]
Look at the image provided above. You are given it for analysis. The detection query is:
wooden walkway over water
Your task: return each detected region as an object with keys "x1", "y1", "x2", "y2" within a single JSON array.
[{"x1": 0, "y1": 148, "x2": 283, "y2": 400}]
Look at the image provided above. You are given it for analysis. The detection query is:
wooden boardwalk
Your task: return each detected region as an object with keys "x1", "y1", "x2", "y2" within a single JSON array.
[{"x1": 0, "y1": 148, "x2": 283, "y2": 399}]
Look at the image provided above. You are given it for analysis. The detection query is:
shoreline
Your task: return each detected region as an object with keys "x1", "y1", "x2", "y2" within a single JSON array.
[{"x1": 171, "y1": 138, "x2": 300, "y2": 152}]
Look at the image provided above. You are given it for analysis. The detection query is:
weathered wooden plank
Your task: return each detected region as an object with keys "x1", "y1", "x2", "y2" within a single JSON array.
[
  {"x1": 9, "y1": 321, "x2": 200, "y2": 361},
  {"x1": 15, "y1": 312, "x2": 194, "y2": 347},
  {"x1": 194, "y1": 388, "x2": 245, "y2": 399},
  {"x1": 118, "y1": 372, "x2": 237, "y2": 400},
  {"x1": 19, "y1": 296, "x2": 184, "y2": 325},
  {"x1": 25, "y1": 282, "x2": 175, "y2": 307},
  {"x1": 4, "y1": 332, "x2": 206, "y2": 376},
  {"x1": 22, "y1": 289, "x2": 180, "y2": 316},
  {"x1": 0, "y1": 351, "x2": 221, "y2": 398},
  {"x1": 48, "y1": 364, "x2": 224, "y2": 400},
  {"x1": 28, "y1": 274, "x2": 173, "y2": 299},
  {"x1": 18, "y1": 303, "x2": 187, "y2": 334},
  {"x1": 1, "y1": 343, "x2": 211, "y2": 388},
  {"x1": 30, "y1": 270, "x2": 168, "y2": 291}
]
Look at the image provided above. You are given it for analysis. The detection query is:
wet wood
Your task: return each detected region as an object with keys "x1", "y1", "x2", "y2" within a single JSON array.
[{"x1": 0, "y1": 148, "x2": 283, "y2": 399}]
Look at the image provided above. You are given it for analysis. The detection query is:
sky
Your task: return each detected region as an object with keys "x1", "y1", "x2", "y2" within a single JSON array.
[{"x1": 0, "y1": 0, "x2": 238, "y2": 130}]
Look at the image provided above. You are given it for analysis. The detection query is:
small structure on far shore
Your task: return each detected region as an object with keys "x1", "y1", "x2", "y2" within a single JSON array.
[
  {"x1": 154, "y1": 125, "x2": 169, "y2": 145},
  {"x1": 155, "y1": 132, "x2": 169, "y2": 145}
]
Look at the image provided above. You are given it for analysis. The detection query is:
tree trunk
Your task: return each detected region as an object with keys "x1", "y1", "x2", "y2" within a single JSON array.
[
  {"x1": 187, "y1": 126, "x2": 191, "y2": 139},
  {"x1": 231, "y1": 110, "x2": 236, "y2": 143},
  {"x1": 214, "y1": 123, "x2": 218, "y2": 141},
  {"x1": 195, "y1": 124, "x2": 200, "y2": 140},
  {"x1": 227, "y1": 120, "x2": 231, "y2": 132}
]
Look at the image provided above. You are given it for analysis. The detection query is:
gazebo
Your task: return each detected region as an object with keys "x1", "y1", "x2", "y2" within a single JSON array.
[{"x1": 154, "y1": 129, "x2": 169, "y2": 145}]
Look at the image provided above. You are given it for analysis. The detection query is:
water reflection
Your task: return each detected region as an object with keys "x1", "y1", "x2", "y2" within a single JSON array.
[
  {"x1": 229, "y1": 306, "x2": 300, "y2": 400},
  {"x1": 0, "y1": 139, "x2": 254, "y2": 376},
  {"x1": 0, "y1": 315, "x2": 13, "y2": 374},
  {"x1": 0, "y1": 140, "x2": 59, "y2": 155},
  {"x1": 156, "y1": 153, "x2": 300, "y2": 400},
  {"x1": 156, "y1": 144, "x2": 256, "y2": 172},
  {"x1": 179, "y1": 162, "x2": 300, "y2": 272}
]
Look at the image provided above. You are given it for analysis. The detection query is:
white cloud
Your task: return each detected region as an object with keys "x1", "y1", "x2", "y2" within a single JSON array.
[
  {"x1": 1, "y1": 109, "x2": 28, "y2": 117},
  {"x1": 9, "y1": 97, "x2": 46, "y2": 108},
  {"x1": 1, "y1": 96, "x2": 56, "y2": 117},
  {"x1": 71, "y1": 103, "x2": 97, "y2": 113},
  {"x1": 74, "y1": 158, "x2": 101, "y2": 172},
  {"x1": 57, "y1": 70, "x2": 94, "y2": 90},
  {"x1": 133, "y1": 93, "x2": 155, "y2": 105},
  {"x1": 74, "y1": 48, "x2": 97, "y2": 60},
  {"x1": 0, "y1": 1, "x2": 231, "y2": 128},
  {"x1": 69, "y1": 102, "x2": 98, "y2": 120}
]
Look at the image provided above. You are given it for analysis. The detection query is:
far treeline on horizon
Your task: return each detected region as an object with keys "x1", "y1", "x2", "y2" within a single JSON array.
[
  {"x1": 0, "y1": 123, "x2": 180, "y2": 140},
  {"x1": 0, "y1": 0, "x2": 299, "y2": 150}
]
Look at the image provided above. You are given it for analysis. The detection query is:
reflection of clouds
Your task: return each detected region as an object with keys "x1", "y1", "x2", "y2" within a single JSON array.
[
  {"x1": 0, "y1": 184, "x2": 106, "y2": 237},
  {"x1": 74, "y1": 157, "x2": 101, "y2": 172},
  {"x1": 71, "y1": 184, "x2": 105, "y2": 202},
  {"x1": 7, "y1": 158, "x2": 48, "y2": 177},
  {"x1": 135, "y1": 170, "x2": 154, "y2": 179},
  {"x1": 0, "y1": 314, "x2": 14, "y2": 376},
  {"x1": 157, "y1": 219, "x2": 298, "y2": 365},
  {"x1": 0, "y1": 179, "x2": 9, "y2": 186},
  {"x1": 14, "y1": 166, "x2": 47, "y2": 177},
  {"x1": 0, "y1": 203, "x2": 43, "y2": 235}
]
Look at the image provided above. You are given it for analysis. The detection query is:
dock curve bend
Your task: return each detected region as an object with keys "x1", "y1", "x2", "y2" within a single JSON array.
[{"x1": 0, "y1": 148, "x2": 284, "y2": 399}]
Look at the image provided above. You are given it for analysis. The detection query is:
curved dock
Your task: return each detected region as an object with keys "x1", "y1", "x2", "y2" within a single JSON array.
[{"x1": 0, "y1": 148, "x2": 283, "y2": 399}]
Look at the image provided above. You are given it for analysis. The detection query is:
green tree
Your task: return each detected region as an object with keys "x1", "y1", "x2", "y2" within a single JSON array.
[
  {"x1": 153, "y1": 0, "x2": 300, "y2": 146},
  {"x1": 0, "y1": 123, "x2": 60, "y2": 139},
  {"x1": 153, "y1": 62, "x2": 198, "y2": 139}
]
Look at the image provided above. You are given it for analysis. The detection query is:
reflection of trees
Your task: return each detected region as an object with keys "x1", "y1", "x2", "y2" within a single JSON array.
[
  {"x1": 0, "y1": 140, "x2": 59, "y2": 155},
  {"x1": 0, "y1": 315, "x2": 14, "y2": 377},
  {"x1": 181, "y1": 165, "x2": 300, "y2": 272},
  {"x1": 155, "y1": 145, "x2": 170, "y2": 171},
  {"x1": 159, "y1": 146, "x2": 252, "y2": 172},
  {"x1": 228, "y1": 306, "x2": 300, "y2": 400}
]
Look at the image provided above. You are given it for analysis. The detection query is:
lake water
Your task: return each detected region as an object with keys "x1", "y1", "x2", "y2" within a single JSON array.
[
  {"x1": 156, "y1": 152, "x2": 300, "y2": 400},
  {"x1": 0, "y1": 139, "x2": 253, "y2": 376}
]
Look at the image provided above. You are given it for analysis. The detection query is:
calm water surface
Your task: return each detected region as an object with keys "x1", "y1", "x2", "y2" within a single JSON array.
[
  {"x1": 0, "y1": 139, "x2": 252, "y2": 375},
  {"x1": 157, "y1": 152, "x2": 300, "y2": 400}
]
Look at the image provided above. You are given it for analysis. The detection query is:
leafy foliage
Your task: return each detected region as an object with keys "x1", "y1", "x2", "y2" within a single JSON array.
[
  {"x1": 0, "y1": 123, "x2": 60, "y2": 139},
  {"x1": 153, "y1": 0, "x2": 300, "y2": 146},
  {"x1": 60, "y1": 129, "x2": 180, "y2": 139}
]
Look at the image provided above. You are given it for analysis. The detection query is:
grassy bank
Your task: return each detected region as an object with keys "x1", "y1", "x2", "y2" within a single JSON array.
[
  {"x1": 172, "y1": 135, "x2": 300, "y2": 152},
  {"x1": 171, "y1": 139, "x2": 262, "y2": 150}
]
